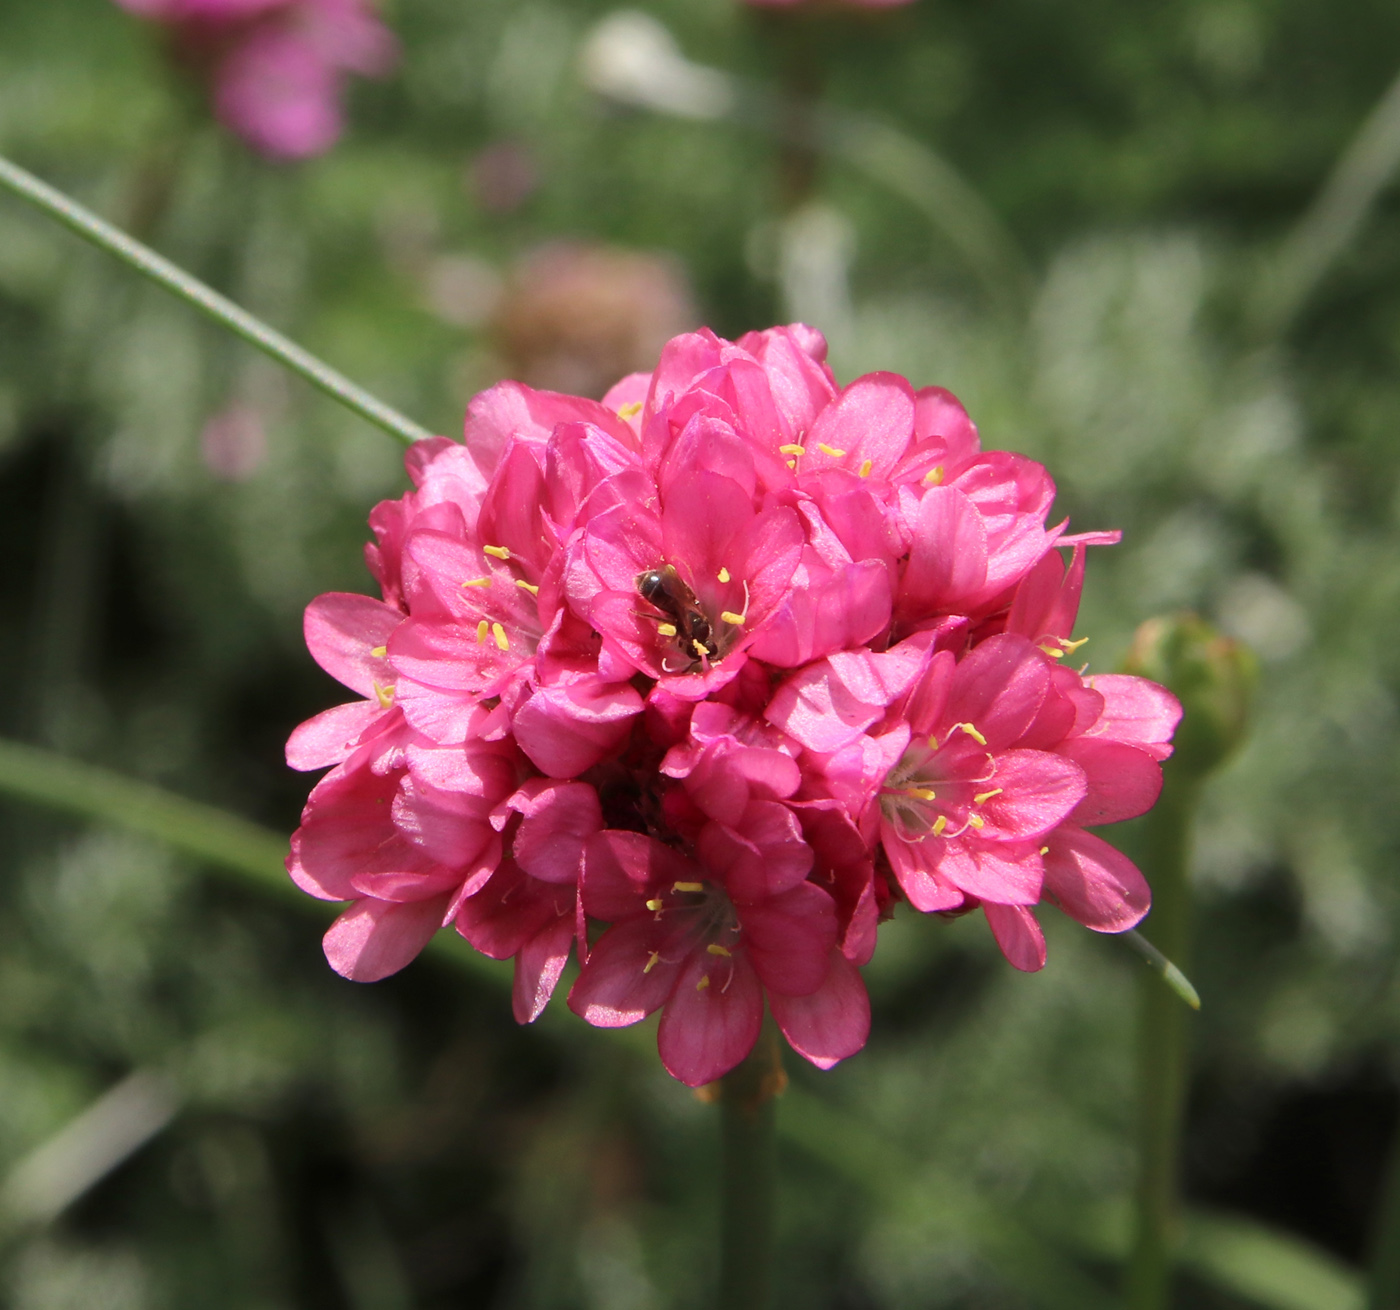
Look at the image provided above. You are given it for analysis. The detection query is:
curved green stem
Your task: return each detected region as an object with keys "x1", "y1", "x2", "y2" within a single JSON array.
[
  {"x1": 1127, "y1": 772, "x2": 1203, "y2": 1310},
  {"x1": 0, "y1": 154, "x2": 436, "y2": 447}
]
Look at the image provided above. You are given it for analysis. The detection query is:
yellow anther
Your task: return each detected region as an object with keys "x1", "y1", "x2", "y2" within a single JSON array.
[
  {"x1": 956, "y1": 722, "x2": 988, "y2": 746},
  {"x1": 706, "y1": 944, "x2": 731, "y2": 957},
  {"x1": 462, "y1": 577, "x2": 492, "y2": 588},
  {"x1": 483, "y1": 544, "x2": 511, "y2": 560},
  {"x1": 817, "y1": 443, "x2": 846, "y2": 458},
  {"x1": 1039, "y1": 645, "x2": 1067, "y2": 659},
  {"x1": 618, "y1": 401, "x2": 643, "y2": 420},
  {"x1": 786, "y1": 460, "x2": 797, "y2": 470},
  {"x1": 974, "y1": 788, "x2": 1004, "y2": 805},
  {"x1": 932, "y1": 815, "x2": 948, "y2": 837},
  {"x1": 696, "y1": 975, "x2": 711, "y2": 992},
  {"x1": 373, "y1": 682, "x2": 394, "y2": 710},
  {"x1": 475, "y1": 619, "x2": 489, "y2": 644},
  {"x1": 718, "y1": 566, "x2": 731, "y2": 584},
  {"x1": 656, "y1": 622, "x2": 678, "y2": 637},
  {"x1": 967, "y1": 814, "x2": 985, "y2": 830},
  {"x1": 673, "y1": 881, "x2": 704, "y2": 894},
  {"x1": 370, "y1": 645, "x2": 387, "y2": 658},
  {"x1": 492, "y1": 622, "x2": 509, "y2": 651},
  {"x1": 692, "y1": 639, "x2": 709, "y2": 658},
  {"x1": 645, "y1": 899, "x2": 664, "y2": 912},
  {"x1": 516, "y1": 580, "x2": 540, "y2": 596},
  {"x1": 720, "y1": 611, "x2": 745, "y2": 626},
  {"x1": 925, "y1": 465, "x2": 945, "y2": 485},
  {"x1": 779, "y1": 444, "x2": 806, "y2": 456},
  {"x1": 908, "y1": 787, "x2": 937, "y2": 801},
  {"x1": 859, "y1": 459, "x2": 873, "y2": 478},
  {"x1": 1040, "y1": 846, "x2": 1050, "y2": 856},
  {"x1": 643, "y1": 951, "x2": 660, "y2": 974},
  {"x1": 1058, "y1": 636, "x2": 1090, "y2": 654}
]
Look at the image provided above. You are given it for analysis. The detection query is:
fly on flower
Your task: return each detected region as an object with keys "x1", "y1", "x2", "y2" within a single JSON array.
[{"x1": 286, "y1": 323, "x2": 1181, "y2": 1087}]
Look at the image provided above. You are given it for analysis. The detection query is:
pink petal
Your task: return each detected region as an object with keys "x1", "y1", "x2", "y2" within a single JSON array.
[
  {"x1": 1083, "y1": 675, "x2": 1183, "y2": 760},
  {"x1": 975, "y1": 749, "x2": 1088, "y2": 840},
  {"x1": 882, "y1": 832, "x2": 967, "y2": 912},
  {"x1": 946, "y1": 634, "x2": 1051, "y2": 749},
  {"x1": 581, "y1": 831, "x2": 698, "y2": 920},
  {"x1": 507, "y1": 779, "x2": 603, "y2": 883},
  {"x1": 285, "y1": 700, "x2": 385, "y2": 771},
  {"x1": 766, "y1": 644, "x2": 925, "y2": 753},
  {"x1": 656, "y1": 948, "x2": 764, "y2": 1087},
  {"x1": 1042, "y1": 828, "x2": 1150, "y2": 932},
  {"x1": 738, "y1": 882, "x2": 838, "y2": 997},
  {"x1": 803, "y1": 372, "x2": 916, "y2": 480},
  {"x1": 900, "y1": 486, "x2": 988, "y2": 613},
  {"x1": 512, "y1": 679, "x2": 643, "y2": 778},
  {"x1": 697, "y1": 801, "x2": 814, "y2": 902},
  {"x1": 1060, "y1": 739, "x2": 1163, "y2": 826},
  {"x1": 983, "y1": 902, "x2": 1047, "y2": 972},
  {"x1": 568, "y1": 918, "x2": 680, "y2": 1027},
  {"x1": 323, "y1": 895, "x2": 449, "y2": 982},
  {"x1": 303, "y1": 593, "x2": 401, "y2": 698},
  {"x1": 939, "y1": 840, "x2": 1043, "y2": 905},
  {"x1": 513, "y1": 913, "x2": 576, "y2": 1023},
  {"x1": 770, "y1": 951, "x2": 870, "y2": 1070}
]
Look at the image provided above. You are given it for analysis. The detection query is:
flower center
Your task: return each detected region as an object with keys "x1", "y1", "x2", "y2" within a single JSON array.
[{"x1": 879, "y1": 722, "x2": 1000, "y2": 841}]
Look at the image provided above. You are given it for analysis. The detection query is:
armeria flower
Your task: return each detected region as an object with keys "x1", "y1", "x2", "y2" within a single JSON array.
[
  {"x1": 287, "y1": 322, "x2": 1180, "y2": 1084},
  {"x1": 113, "y1": 0, "x2": 397, "y2": 159}
]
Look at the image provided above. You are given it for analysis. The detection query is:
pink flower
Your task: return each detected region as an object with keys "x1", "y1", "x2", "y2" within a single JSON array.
[
  {"x1": 113, "y1": 0, "x2": 396, "y2": 158},
  {"x1": 287, "y1": 322, "x2": 1179, "y2": 1084}
]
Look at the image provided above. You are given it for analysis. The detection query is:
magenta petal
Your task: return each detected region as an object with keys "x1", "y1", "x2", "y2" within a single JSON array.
[
  {"x1": 983, "y1": 902, "x2": 1047, "y2": 972},
  {"x1": 946, "y1": 634, "x2": 1051, "y2": 749},
  {"x1": 1084, "y1": 675, "x2": 1183, "y2": 760},
  {"x1": 1060, "y1": 739, "x2": 1163, "y2": 826},
  {"x1": 304, "y1": 593, "x2": 401, "y2": 698},
  {"x1": 286, "y1": 700, "x2": 384, "y2": 771},
  {"x1": 882, "y1": 832, "x2": 967, "y2": 912},
  {"x1": 939, "y1": 840, "x2": 1043, "y2": 905},
  {"x1": 770, "y1": 951, "x2": 870, "y2": 1070},
  {"x1": 901, "y1": 486, "x2": 988, "y2": 611},
  {"x1": 513, "y1": 913, "x2": 575, "y2": 1024},
  {"x1": 976, "y1": 749, "x2": 1088, "y2": 840},
  {"x1": 656, "y1": 949, "x2": 764, "y2": 1087},
  {"x1": 1043, "y1": 827, "x2": 1150, "y2": 932},
  {"x1": 804, "y1": 372, "x2": 916, "y2": 479},
  {"x1": 568, "y1": 919, "x2": 679, "y2": 1027},
  {"x1": 513, "y1": 680, "x2": 643, "y2": 778},
  {"x1": 739, "y1": 881, "x2": 838, "y2": 997},
  {"x1": 323, "y1": 895, "x2": 448, "y2": 982},
  {"x1": 510, "y1": 780, "x2": 604, "y2": 883},
  {"x1": 582, "y1": 831, "x2": 698, "y2": 920}
]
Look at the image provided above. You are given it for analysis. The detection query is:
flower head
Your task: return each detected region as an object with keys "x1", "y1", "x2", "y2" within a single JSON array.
[
  {"x1": 114, "y1": 0, "x2": 397, "y2": 158},
  {"x1": 287, "y1": 323, "x2": 1180, "y2": 1085}
]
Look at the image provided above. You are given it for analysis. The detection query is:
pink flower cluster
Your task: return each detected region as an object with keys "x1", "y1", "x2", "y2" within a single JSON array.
[
  {"x1": 286, "y1": 325, "x2": 1180, "y2": 1087},
  {"x1": 114, "y1": 0, "x2": 396, "y2": 159}
]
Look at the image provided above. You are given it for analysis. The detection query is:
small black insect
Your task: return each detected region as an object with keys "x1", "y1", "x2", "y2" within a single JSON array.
[{"x1": 636, "y1": 564, "x2": 716, "y2": 662}]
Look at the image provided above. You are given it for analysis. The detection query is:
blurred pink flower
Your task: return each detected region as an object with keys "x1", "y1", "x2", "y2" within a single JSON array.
[
  {"x1": 286, "y1": 322, "x2": 1179, "y2": 1086},
  {"x1": 114, "y1": 0, "x2": 397, "y2": 158}
]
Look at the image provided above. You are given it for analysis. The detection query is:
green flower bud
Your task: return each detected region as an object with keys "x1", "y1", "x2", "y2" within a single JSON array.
[{"x1": 1122, "y1": 613, "x2": 1257, "y2": 779}]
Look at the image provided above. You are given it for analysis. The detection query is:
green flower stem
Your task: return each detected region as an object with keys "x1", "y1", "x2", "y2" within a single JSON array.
[
  {"x1": 1126, "y1": 769, "x2": 1204, "y2": 1310},
  {"x1": 0, "y1": 154, "x2": 436, "y2": 447},
  {"x1": 716, "y1": 1024, "x2": 785, "y2": 1310},
  {"x1": 1367, "y1": 1125, "x2": 1400, "y2": 1307}
]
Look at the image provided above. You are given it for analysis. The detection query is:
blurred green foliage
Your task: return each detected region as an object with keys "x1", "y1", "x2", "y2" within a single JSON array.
[{"x1": 2, "y1": 0, "x2": 1400, "y2": 1306}]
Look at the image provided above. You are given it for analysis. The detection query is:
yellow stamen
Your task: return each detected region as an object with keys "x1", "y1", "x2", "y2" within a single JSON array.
[
  {"x1": 1039, "y1": 645, "x2": 1067, "y2": 659},
  {"x1": 656, "y1": 622, "x2": 678, "y2": 637},
  {"x1": 692, "y1": 639, "x2": 709, "y2": 658},
  {"x1": 673, "y1": 881, "x2": 704, "y2": 893},
  {"x1": 779, "y1": 444, "x2": 805, "y2": 456},
  {"x1": 475, "y1": 620, "x2": 489, "y2": 644},
  {"x1": 1040, "y1": 846, "x2": 1050, "y2": 856},
  {"x1": 462, "y1": 577, "x2": 491, "y2": 588},
  {"x1": 373, "y1": 682, "x2": 394, "y2": 710},
  {"x1": 924, "y1": 465, "x2": 945, "y2": 485},
  {"x1": 706, "y1": 944, "x2": 731, "y2": 957},
  {"x1": 932, "y1": 815, "x2": 948, "y2": 837},
  {"x1": 696, "y1": 975, "x2": 710, "y2": 992},
  {"x1": 974, "y1": 788, "x2": 1004, "y2": 805},
  {"x1": 720, "y1": 611, "x2": 745, "y2": 626},
  {"x1": 516, "y1": 580, "x2": 540, "y2": 596},
  {"x1": 483, "y1": 544, "x2": 511, "y2": 560},
  {"x1": 718, "y1": 566, "x2": 731, "y2": 584},
  {"x1": 618, "y1": 401, "x2": 643, "y2": 420},
  {"x1": 907, "y1": 788, "x2": 937, "y2": 801},
  {"x1": 817, "y1": 443, "x2": 846, "y2": 458},
  {"x1": 968, "y1": 814, "x2": 985, "y2": 830},
  {"x1": 643, "y1": 951, "x2": 660, "y2": 974},
  {"x1": 1058, "y1": 636, "x2": 1090, "y2": 654},
  {"x1": 956, "y1": 722, "x2": 988, "y2": 746},
  {"x1": 786, "y1": 459, "x2": 797, "y2": 470},
  {"x1": 859, "y1": 459, "x2": 873, "y2": 478},
  {"x1": 492, "y1": 622, "x2": 509, "y2": 651},
  {"x1": 370, "y1": 645, "x2": 387, "y2": 658},
  {"x1": 645, "y1": 899, "x2": 664, "y2": 912}
]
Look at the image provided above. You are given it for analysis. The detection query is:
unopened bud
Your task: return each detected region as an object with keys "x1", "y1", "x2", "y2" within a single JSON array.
[{"x1": 1122, "y1": 613, "x2": 1257, "y2": 778}]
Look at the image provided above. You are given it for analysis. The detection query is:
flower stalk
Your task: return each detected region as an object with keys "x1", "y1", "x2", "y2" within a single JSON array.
[
  {"x1": 713, "y1": 1023, "x2": 787, "y2": 1310},
  {"x1": 0, "y1": 154, "x2": 435, "y2": 447}
]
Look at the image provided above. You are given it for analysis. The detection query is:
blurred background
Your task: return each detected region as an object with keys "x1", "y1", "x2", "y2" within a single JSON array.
[{"x1": 1, "y1": 0, "x2": 1399, "y2": 1305}]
